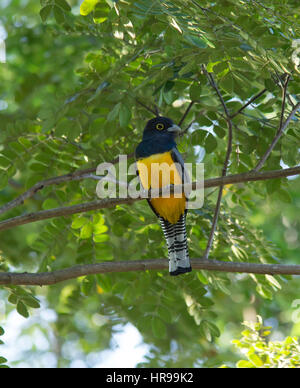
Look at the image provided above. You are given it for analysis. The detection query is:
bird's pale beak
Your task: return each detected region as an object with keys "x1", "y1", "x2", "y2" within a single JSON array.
[{"x1": 167, "y1": 124, "x2": 182, "y2": 136}]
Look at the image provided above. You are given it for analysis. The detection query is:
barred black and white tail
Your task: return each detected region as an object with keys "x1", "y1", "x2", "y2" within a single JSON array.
[{"x1": 159, "y1": 212, "x2": 192, "y2": 276}]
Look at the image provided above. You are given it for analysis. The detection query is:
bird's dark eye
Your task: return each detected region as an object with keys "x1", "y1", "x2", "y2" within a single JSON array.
[{"x1": 156, "y1": 123, "x2": 164, "y2": 130}]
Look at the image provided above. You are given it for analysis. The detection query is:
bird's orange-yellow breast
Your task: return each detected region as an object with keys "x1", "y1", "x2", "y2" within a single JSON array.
[{"x1": 136, "y1": 151, "x2": 186, "y2": 224}]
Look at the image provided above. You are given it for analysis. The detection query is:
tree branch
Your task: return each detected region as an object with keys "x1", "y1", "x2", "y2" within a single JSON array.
[
  {"x1": 1, "y1": 259, "x2": 300, "y2": 286},
  {"x1": 0, "y1": 153, "x2": 134, "y2": 216},
  {"x1": 202, "y1": 66, "x2": 233, "y2": 260},
  {"x1": 0, "y1": 171, "x2": 93, "y2": 217},
  {"x1": 1, "y1": 166, "x2": 299, "y2": 232},
  {"x1": 2, "y1": 88, "x2": 296, "y2": 219}
]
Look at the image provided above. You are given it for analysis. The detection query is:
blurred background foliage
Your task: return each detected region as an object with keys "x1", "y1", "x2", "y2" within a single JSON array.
[
  {"x1": 0, "y1": 0, "x2": 299, "y2": 368},
  {"x1": 231, "y1": 316, "x2": 300, "y2": 368}
]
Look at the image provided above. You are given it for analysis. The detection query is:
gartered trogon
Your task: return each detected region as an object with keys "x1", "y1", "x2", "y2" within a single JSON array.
[{"x1": 135, "y1": 117, "x2": 192, "y2": 276}]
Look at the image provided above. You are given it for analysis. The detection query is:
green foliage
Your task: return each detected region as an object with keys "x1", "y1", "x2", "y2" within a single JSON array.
[
  {"x1": 6, "y1": 286, "x2": 41, "y2": 318},
  {"x1": 40, "y1": 0, "x2": 72, "y2": 24},
  {"x1": 0, "y1": 327, "x2": 9, "y2": 368},
  {"x1": 0, "y1": 0, "x2": 299, "y2": 367},
  {"x1": 232, "y1": 316, "x2": 300, "y2": 368}
]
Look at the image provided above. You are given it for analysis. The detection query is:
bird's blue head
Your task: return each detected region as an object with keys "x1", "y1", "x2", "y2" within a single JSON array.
[{"x1": 142, "y1": 116, "x2": 182, "y2": 140}]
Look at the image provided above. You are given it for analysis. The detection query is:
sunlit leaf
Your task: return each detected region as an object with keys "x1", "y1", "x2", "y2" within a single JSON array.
[{"x1": 80, "y1": 0, "x2": 100, "y2": 16}]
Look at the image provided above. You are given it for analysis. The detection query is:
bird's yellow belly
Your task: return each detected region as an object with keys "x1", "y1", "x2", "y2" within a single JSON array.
[{"x1": 136, "y1": 152, "x2": 186, "y2": 224}]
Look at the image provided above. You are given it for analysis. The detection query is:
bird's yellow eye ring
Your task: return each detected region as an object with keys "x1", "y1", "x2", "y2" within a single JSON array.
[{"x1": 156, "y1": 123, "x2": 164, "y2": 130}]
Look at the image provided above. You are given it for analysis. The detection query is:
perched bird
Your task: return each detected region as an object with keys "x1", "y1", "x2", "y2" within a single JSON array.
[{"x1": 135, "y1": 116, "x2": 192, "y2": 276}]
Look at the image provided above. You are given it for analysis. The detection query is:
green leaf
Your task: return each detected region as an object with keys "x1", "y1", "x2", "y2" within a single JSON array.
[
  {"x1": 0, "y1": 357, "x2": 8, "y2": 365},
  {"x1": 178, "y1": 61, "x2": 195, "y2": 76},
  {"x1": 8, "y1": 294, "x2": 18, "y2": 305},
  {"x1": 22, "y1": 296, "x2": 41, "y2": 309},
  {"x1": 264, "y1": 78, "x2": 277, "y2": 92},
  {"x1": 40, "y1": 5, "x2": 53, "y2": 22},
  {"x1": 189, "y1": 82, "x2": 202, "y2": 101},
  {"x1": 220, "y1": 72, "x2": 234, "y2": 94},
  {"x1": 53, "y1": 5, "x2": 65, "y2": 23},
  {"x1": 96, "y1": 274, "x2": 112, "y2": 292},
  {"x1": 237, "y1": 360, "x2": 255, "y2": 368},
  {"x1": 80, "y1": 223, "x2": 93, "y2": 239},
  {"x1": 192, "y1": 129, "x2": 208, "y2": 146},
  {"x1": 265, "y1": 275, "x2": 281, "y2": 290},
  {"x1": 249, "y1": 353, "x2": 264, "y2": 367},
  {"x1": 42, "y1": 198, "x2": 59, "y2": 210},
  {"x1": 151, "y1": 317, "x2": 167, "y2": 339},
  {"x1": 205, "y1": 134, "x2": 218, "y2": 153},
  {"x1": 163, "y1": 89, "x2": 173, "y2": 104},
  {"x1": 202, "y1": 320, "x2": 221, "y2": 339},
  {"x1": 214, "y1": 125, "x2": 226, "y2": 138},
  {"x1": 55, "y1": 0, "x2": 71, "y2": 11},
  {"x1": 266, "y1": 178, "x2": 281, "y2": 195},
  {"x1": 198, "y1": 297, "x2": 214, "y2": 308},
  {"x1": 0, "y1": 327, "x2": 4, "y2": 336},
  {"x1": 93, "y1": 234, "x2": 109, "y2": 242},
  {"x1": 200, "y1": 320, "x2": 213, "y2": 341},
  {"x1": 18, "y1": 137, "x2": 32, "y2": 148},
  {"x1": 164, "y1": 80, "x2": 174, "y2": 93},
  {"x1": 81, "y1": 276, "x2": 95, "y2": 296},
  {"x1": 119, "y1": 104, "x2": 131, "y2": 127},
  {"x1": 93, "y1": 224, "x2": 108, "y2": 234},
  {"x1": 197, "y1": 116, "x2": 212, "y2": 127},
  {"x1": 17, "y1": 301, "x2": 29, "y2": 318},
  {"x1": 71, "y1": 217, "x2": 89, "y2": 230},
  {"x1": 197, "y1": 271, "x2": 209, "y2": 285},
  {"x1": 0, "y1": 170, "x2": 8, "y2": 190},
  {"x1": 184, "y1": 34, "x2": 207, "y2": 48},
  {"x1": 80, "y1": 0, "x2": 100, "y2": 16},
  {"x1": 107, "y1": 103, "x2": 121, "y2": 121},
  {"x1": 157, "y1": 306, "x2": 173, "y2": 324},
  {"x1": 87, "y1": 81, "x2": 109, "y2": 103},
  {"x1": 276, "y1": 189, "x2": 292, "y2": 203},
  {"x1": 93, "y1": 1, "x2": 111, "y2": 23},
  {"x1": 29, "y1": 162, "x2": 47, "y2": 173},
  {"x1": 0, "y1": 155, "x2": 11, "y2": 169},
  {"x1": 256, "y1": 284, "x2": 273, "y2": 300}
]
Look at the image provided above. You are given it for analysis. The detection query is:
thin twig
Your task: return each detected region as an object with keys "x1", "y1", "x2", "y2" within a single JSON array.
[
  {"x1": 254, "y1": 101, "x2": 300, "y2": 172},
  {"x1": 178, "y1": 101, "x2": 195, "y2": 126},
  {"x1": 1, "y1": 259, "x2": 300, "y2": 286},
  {"x1": 230, "y1": 88, "x2": 267, "y2": 119},
  {"x1": 204, "y1": 68, "x2": 231, "y2": 117},
  {"x1": 154, "y1": 104, "x2": 160, "y2": 116},
  {"x1": 202, "y1": 66, "x2": 233, "y2": 260},
  {"x1": 136, "y1": 98, "x2": 158, "y2": 116},
  {"x1": 180, "y1": 120, "x2": 195, "y2": 137},
  {"x1": 180, "y1": 110, "x2": 206, "y2": 137},
  {"x1": 277, "y1": 74, "x2": 290, "y2": 135}
]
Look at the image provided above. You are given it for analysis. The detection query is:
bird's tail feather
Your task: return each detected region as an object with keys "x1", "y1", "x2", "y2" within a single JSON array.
[{"x1": 159, "y1": 212, "x2": 192, "y2": 276}]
